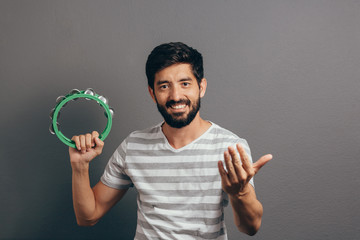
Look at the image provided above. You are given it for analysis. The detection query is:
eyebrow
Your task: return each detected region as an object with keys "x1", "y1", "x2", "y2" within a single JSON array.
[
  {"x1": 156, "y1": 80, "x2": 170, "y2": 86},
  {"x1": 156, "y1": 78, "x2": 193, "y2": 86},
  {"x1": 179, "y1": 77, "x2": 193, "y2": 82}
]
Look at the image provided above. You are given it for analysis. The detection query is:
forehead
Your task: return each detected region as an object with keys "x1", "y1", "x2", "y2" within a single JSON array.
[{"x1": 154, "y1": 63, "x2": 195, "y2": 82}]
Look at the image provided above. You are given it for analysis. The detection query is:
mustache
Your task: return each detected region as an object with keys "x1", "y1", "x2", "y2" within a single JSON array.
[{"x1": 166, "y1": 99, "x2": 191, "y2": 108}]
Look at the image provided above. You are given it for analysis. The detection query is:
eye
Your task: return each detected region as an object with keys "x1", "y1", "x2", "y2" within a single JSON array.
[
  {"x1": 182, "y1": 82, "x2": 190, "y2": 87},
  {"x1": 159, "y1": 84, "x2": 168, "y2": 90}
]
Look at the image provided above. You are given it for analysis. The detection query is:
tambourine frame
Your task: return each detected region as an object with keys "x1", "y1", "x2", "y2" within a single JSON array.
[{"x1": 51, "y1": 90, "x2": 112, "y2": 148}]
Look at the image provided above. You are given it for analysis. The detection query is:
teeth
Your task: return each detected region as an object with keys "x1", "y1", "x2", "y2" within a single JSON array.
[{"x1": 171, "y1": 105, "x2": 186, "y2": 109}]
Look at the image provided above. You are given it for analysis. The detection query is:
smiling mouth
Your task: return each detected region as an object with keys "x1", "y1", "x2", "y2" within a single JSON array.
[
  {"x1": 166, "y1": 99, "x2": 190, "y2": 110},
  {"x1": 170, "y1": 104, "x2": 186, "y2": 109}
]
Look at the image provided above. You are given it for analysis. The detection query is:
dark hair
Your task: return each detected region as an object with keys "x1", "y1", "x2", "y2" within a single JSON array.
[{"x1": 145, "y1": 42, "x2": 204, "y2": 89}]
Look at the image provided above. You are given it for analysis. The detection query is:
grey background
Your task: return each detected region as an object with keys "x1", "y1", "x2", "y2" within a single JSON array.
[{"x1": 0, "y1": 0, "x2": 359, "y2": 239}]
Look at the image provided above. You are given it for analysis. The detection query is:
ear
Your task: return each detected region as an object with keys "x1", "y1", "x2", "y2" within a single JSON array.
[
  {"x1": 199, "y1": 78, "x2": 207, "y2": 98},
  {"x1": 148, "y1": 86, "x2": 157, "y2": 103}
]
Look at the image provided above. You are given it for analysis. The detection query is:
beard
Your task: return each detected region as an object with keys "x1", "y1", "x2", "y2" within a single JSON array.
[{"x1": 155, "y1": 96, "x2": 201, "y2": 129}]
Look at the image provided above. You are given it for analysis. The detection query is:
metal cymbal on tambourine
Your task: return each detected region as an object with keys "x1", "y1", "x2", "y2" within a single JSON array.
[{"x1": 49, "y1": 88, "x2": 114, "y2": 148}]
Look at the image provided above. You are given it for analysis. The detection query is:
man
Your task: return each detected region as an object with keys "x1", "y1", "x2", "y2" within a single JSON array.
[{"x1": 69, "y1": 42, "x2": 272, "y2": 239}]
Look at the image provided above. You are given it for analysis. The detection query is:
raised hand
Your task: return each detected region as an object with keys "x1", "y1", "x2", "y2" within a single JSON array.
[
  {"x1": 218, "y1": 143, "x2": 272, "y2": 197},
  {"x1": 69, "y1": 131, "x2": 104, "y2": 165}
]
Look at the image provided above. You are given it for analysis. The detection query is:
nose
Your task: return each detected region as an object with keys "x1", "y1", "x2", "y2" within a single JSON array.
[{"x1": 169, "y1": 85, "x2": 182, "y2": 101}]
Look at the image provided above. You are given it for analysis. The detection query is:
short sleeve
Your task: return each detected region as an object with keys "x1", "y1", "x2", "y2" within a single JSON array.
[{"x1": 100, "y1": 139, "x2": 134, "y2": 189}]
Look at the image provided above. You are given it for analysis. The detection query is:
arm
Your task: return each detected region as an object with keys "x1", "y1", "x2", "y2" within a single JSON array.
[
  {"x1": 228, "y1": 184, "x2": 263, "y2": 235},
  {"x1": 218, "y1": 143, "x2": 272, "y2": 236},
  {"x1": 70, "y1": 131, "x2": 128, "y2": 226}
]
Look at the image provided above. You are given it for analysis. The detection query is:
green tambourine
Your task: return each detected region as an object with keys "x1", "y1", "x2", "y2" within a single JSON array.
[{"x1": 49, "y1": 88, "x2": 114, "y2": 148}]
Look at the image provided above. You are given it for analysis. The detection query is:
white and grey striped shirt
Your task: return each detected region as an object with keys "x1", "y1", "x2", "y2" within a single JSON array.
[{"x1": 101, "y1": 122, "x2": 254, "y2": 240}]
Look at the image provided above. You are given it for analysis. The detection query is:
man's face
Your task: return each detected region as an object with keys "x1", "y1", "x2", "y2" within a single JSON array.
[{"x1": 149, "y1": 63, "x2": 207, "y2": 128}]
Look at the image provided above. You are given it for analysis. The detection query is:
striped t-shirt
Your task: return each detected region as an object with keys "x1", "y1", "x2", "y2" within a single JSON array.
[{"x1": 101, "y1": 122, "x2": 254, "y2": 240}]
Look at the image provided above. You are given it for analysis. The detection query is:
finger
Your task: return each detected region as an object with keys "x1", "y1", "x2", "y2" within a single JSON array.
[
  {"x1": 85, "y1": 133, "x2": 92, "y2": 151},
  {"x1": 228, "y1": 146, "x2": 247, "y2": 182},
  {"x1": 71, "y1": 136, "x2": 81, "y2": 151},
  {"x1": 224, "y1": 148, "x2": 239, "y2": 183},
  {"x1": 94, "y1": 137, "x2": 104, "y2": 155},
  {"x1": 80, "y1": 135, "x2": 86, "y2": 153},
  {"x1": 236, "y1": 144, "x2": 253, "y2": 175},
  {"x1": 253, "y1": 154, "x2": 273, "y2": 174},
  {"x1": 91, "y1": 131, "x2": 99, "y2": 147},
  {"x1": 218, "y1": 160, "x2": 231, "y2": 188}
]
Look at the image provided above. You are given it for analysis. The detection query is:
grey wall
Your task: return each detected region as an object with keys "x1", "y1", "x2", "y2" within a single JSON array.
[{"x1": 1, "y1": 0, "x2": 359, "y2": 239}]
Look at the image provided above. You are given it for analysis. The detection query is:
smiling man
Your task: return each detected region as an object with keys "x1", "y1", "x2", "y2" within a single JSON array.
[
  {"x1": 69, "y1": 42, "x2": 272, "y2": 239},
  {"x1": 152, "y1": 63, "x2": 202, "y2": 130}
]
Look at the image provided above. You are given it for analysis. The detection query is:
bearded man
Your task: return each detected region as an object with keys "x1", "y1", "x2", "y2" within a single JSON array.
[{"x1": 69, "y1": 42, "x2": 272, "y2": 239}]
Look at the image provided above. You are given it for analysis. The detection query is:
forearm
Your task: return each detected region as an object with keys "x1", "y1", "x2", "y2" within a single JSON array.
[
  {"x1": 71, "y1": 162, "x2": 97, "y2": 226},
  {"x1": 230, "y1": 186, "x2": 263, "y2": 236}
]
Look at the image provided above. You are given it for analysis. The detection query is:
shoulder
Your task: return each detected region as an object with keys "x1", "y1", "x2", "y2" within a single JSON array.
[
  {"x1": 209, "y1": 121, "x2": 252, "y2": 156},
  {"x1": 113, "y1": 123, "x2": 163, "y2": 157},
  {"x1": 207, "y1": 122, "x2": 250, "y2": 148},
  {"x1": 209, "y1": 122, "x2": 245, "y2": 141},
  {"x1": 120, "y1": 122, "x2": 163, "y2": 147},
  {"x1": 127, "y1": 122, "x2": 162, "y2": 139}
]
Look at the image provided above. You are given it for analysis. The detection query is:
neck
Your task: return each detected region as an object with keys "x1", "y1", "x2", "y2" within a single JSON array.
[{"x1": 161, "y1": 113, "x2": 212, "y2": 149}]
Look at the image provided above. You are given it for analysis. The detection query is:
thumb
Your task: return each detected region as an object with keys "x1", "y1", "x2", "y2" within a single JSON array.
[
  {"x1": 94, "y1": 137, "x2": 104, "y2": 154},
  {"x1": 253, "y1": 154, "x2": 272, "y2": 174}
]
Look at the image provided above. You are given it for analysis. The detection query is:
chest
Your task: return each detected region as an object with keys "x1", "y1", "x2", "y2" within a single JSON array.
[{"x1": 125, "y1": 154, "x2": 223, "y2": 200}]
